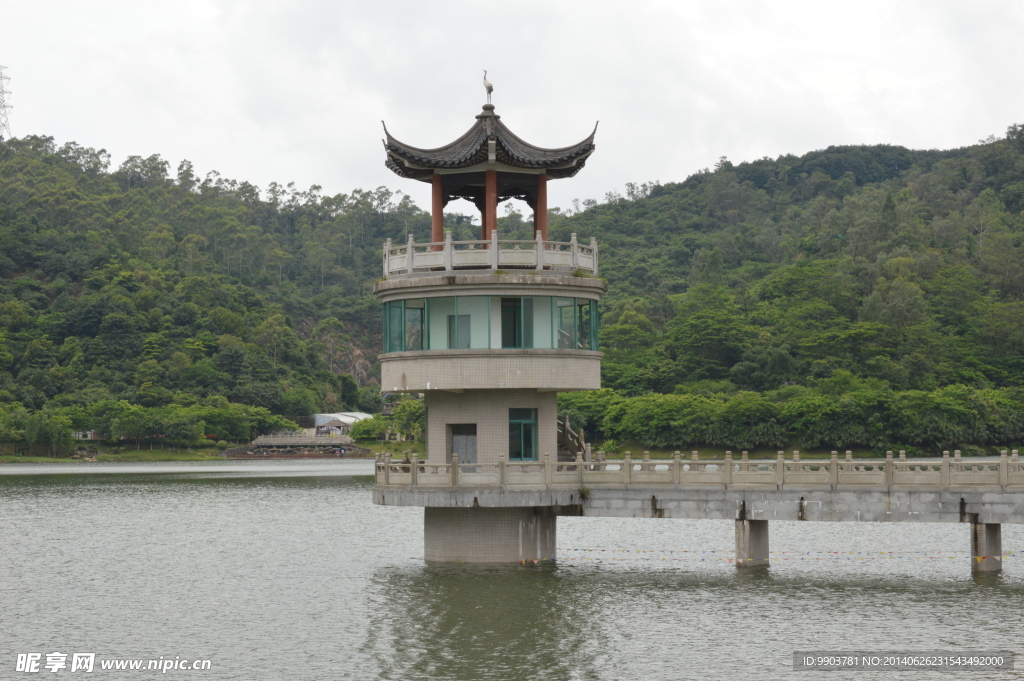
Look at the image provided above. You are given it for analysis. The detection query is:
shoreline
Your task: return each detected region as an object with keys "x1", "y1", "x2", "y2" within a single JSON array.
[{"x1": 0, "y1": 455, "x2": 378, "y2": 464}]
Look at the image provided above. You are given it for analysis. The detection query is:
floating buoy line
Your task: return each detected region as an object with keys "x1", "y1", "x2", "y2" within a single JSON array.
[{"x1": 553, "y1": 548, "x2": 1019, "y2": 563}]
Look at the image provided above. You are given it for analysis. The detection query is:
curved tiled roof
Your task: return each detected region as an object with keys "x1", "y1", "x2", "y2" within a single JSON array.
[{"x1": 383, "y1": 104, "x2": 596, "y2": 180}]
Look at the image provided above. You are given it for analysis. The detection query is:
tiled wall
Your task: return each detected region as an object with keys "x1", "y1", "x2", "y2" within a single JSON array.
[
  {"x1": 424, "y1": 389, "x2": 557, "y2": 464},
  {"x1": 381, "y1": 351, "x2": 601, "y2": 392}
]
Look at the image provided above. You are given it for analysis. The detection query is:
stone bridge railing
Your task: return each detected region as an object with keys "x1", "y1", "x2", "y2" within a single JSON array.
[
  {"x1": 375, "y1": 450, "x2": 1024, "y2": 491},
  {"x1": 252, "y1": 433, "x2": 353, "y2": 446},
  {"x1": 383, "y1": 231, "x2": 598, "y2": 278}
]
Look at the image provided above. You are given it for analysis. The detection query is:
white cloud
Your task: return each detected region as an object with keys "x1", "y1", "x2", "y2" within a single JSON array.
[{"x1": 3, "y1": 0, "x2": 1022, "y2": 215}]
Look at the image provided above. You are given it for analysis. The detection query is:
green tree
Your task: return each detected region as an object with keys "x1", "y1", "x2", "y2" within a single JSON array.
[
  {"x1": 351, "y1": 414, "x2": 390, "y2": 441},
  {"x1": 392, "y1": 399, "x2": 425, "y2": 441},
  {"x1": 255, "y1": 314, "x2": 297, "y2": 365},
  {"x1": 660, "y1": 308, "x2": 749, "y2": 383},
  {"x1": 312, "y1": 317, "x2": 349, "y2": 373},
  {"x1": 179, "y1": 234, "x2": 208, "y2": 273},
  {"x1": 24, "y1": 411, "x2": 73, "y2": 457}
]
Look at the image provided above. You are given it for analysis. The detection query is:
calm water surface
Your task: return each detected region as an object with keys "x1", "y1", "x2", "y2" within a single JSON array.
[{"x1": 2, "y1": 460, "x2": 1023, "y2": 680}]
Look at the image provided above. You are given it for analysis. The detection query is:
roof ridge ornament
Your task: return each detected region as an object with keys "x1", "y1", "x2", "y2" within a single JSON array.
[
  {"x1": 483, "y1": 70, "x2": 493, "y2": 104},
  {"x1": 382, "y1": 103, "x2": 596, "y2": 181},
  {"x1": 476, "y1": 103, "x2": 498, "y2": 136}
]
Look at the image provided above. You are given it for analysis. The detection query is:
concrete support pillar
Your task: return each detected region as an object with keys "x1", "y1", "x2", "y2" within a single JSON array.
[
  {"x1": 971, "y1": 521, "x2": 1002, "y2": 573},
  {"x1": 535, "y1": 173, "x2": 548, "y2": 239},
  {"x1": 735, "y1": 519, "x2": 769, "y2": 568},
  {"x1": 424, "y1": 506, "x2": 556, "y2": 563},
  {"x1": 483, "y1": 169, "x2": 498, "y2": 239},
  {"x1": 431, "y1": 174, "x2": 444, "y2": 249}
]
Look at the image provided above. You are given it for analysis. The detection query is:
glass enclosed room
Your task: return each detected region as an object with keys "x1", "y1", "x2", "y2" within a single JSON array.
[{"x1": 383, "y1": 296, "x2": 598, "y2": 352}]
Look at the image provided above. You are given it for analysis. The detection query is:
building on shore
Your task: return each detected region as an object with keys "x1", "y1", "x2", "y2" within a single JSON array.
[{"x1": 308, "y1": 412, "x2": 374, "y2": 437}]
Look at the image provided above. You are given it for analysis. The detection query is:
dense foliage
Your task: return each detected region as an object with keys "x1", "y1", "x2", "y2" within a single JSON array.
[
  {"x1": 554, "y1": 124, "x2": 1024, "y2": 452},
  {"x1": 349, "y1": 399, "x2": 425, "y2": 443},
  {"x1": 2, "y1": 122, "x2": 1024, "y2": 453},
  {"x1": 0, "y1": 136, "x2": 419, "y2": 450},
  {"x1": 559, "y1": 382, "x2": 1024, "y2": 454}
]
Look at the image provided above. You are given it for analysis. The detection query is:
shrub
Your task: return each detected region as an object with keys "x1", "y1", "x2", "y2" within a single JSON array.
[{"x1": 350, "y1": 414, "x2": 391, "y2": 441}]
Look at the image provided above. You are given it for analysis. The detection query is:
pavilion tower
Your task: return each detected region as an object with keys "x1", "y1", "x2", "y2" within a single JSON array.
[
  {"x1": 383, "y1": 103, "x2": 596, "y2": 240},
  {"x1": 374, "y1": 100, "x2": 604, "y2": 563}
]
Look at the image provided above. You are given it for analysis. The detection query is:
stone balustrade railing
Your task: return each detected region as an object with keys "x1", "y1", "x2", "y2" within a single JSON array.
[
  {"x1": 382, "y1": 231, "x2": 598, "y2": 278},
  {"x1": 252, "y1": 433, "x2": 353, "y2": 446},
  {"x1": 375, "y1": 449, "x2": 1024, "y2": 491}
]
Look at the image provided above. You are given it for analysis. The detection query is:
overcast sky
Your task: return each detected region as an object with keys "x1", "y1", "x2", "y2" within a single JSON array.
[{"x1": 4, "y1": 0, "x2": 1024, "y2": 216}]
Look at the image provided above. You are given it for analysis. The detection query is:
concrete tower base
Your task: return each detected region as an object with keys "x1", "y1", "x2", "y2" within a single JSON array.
[
  {"x1": 424, "y1": 507, "x2": 557, "y2": 563},
  {"x1": 971, "y1": 521, "x2": 1002, "y2": 573},
  {"x1": 735, "y1": 519, "x2": 770, "y2": 567}
]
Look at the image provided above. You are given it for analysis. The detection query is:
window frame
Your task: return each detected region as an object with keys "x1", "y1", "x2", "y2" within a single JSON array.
[{"x1": 508, "y1": 408, "x2": 538, "y2": 461}]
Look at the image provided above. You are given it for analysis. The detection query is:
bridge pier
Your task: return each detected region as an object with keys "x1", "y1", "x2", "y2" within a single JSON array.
[
  {"x1": 424, "y1": 507, "x2": 556, "y2": 563},
  {"x1": 970, "y1": 521, "x2": 1002, "y2": 573},
  {"x1": 735, "y1": 519, "x2": 769, "y2": 568}
]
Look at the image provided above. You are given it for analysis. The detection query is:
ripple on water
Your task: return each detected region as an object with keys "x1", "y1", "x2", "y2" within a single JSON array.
[{"x1": 2, "y1": 464, "x2": 1021, "y2": 681}]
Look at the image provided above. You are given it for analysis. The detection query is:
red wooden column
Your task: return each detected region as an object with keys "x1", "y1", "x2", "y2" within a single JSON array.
[
  {"x1": 431, "y1": 174, "x2": 444, "y2": 250},
  {"x1": 535, "y1": 173, "x2": 548, "y2": 239},
  {"x1": 484, "y1": 170, "x2": 498, "y2": 239}
]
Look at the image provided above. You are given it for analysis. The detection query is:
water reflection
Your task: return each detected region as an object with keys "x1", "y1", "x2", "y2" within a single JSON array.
[
  {"x1": 368, "y1": 564, "x2": 602, "y2": 681},
  {"x1": 368, "y1": 520, "x2": 1024, "y2": 681}
]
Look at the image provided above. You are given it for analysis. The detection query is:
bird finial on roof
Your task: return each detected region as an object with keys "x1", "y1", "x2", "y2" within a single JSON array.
[{"x1": 482, "y1": 70, "x2": 493, "y2": 104}]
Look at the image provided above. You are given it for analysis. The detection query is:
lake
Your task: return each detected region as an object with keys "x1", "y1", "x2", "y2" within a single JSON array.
[{"x1": 2, "y1": 460, "x2": 1021, "y2": 679}]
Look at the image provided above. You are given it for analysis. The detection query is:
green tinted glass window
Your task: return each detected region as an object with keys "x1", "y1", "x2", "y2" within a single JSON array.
[
  {"x1": 405, "y1": 299, "x2": 424, "y2": 351},
  {"x1": 508, "y1": 408, "x2": 538, "y2": 461}
]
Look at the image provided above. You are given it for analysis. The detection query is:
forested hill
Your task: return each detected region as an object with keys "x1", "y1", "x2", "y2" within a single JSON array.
[
  {"x1": 1, "y1": 124, "x2": 1023, "y2": 452},
  {"x1": 559, "y1": 130, "x2": 1024, "y2": 393}
]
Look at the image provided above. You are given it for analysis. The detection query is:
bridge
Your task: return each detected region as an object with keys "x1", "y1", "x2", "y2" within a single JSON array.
[{"x1": 374, "y1": 449, "x2": 1024, "y2": 571}]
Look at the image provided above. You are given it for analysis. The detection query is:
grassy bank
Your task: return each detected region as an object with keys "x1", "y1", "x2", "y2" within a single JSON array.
[
  {"x1": 355, "y1": 440, "x2": 425, "y2": 457},
  {"x1": 96, "y1": 449, "x2": 224, "y2": 462}
]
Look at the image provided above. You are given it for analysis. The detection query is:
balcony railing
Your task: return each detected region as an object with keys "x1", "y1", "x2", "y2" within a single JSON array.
[
  {"x1": 383, "y1": 231, "x2": 598, "y2": 278},
  {"x1": 375, "y1": 450, "x2": 1024, "y2": 491}
]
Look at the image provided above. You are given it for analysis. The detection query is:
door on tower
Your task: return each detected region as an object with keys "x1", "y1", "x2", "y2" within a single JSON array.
[{"x1": 449, "y1": 424, "x2": 478, "y2": 468}]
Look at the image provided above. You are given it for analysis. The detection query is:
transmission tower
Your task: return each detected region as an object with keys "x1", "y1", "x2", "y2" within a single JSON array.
[{"x1": 0, "y1": 66, "x2": 11, "y2": 142}]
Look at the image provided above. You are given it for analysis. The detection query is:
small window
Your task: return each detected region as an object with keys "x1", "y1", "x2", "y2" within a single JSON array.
[
  {"x1": 448, "y1": 315, "x2": 471, "y2": 349},
  {"x1": 501, "y1": 297, "x2": 520, "y2": 348},
  {"x1": 577, "y1": 299, "x2": 592, "y2": 350},
  {"x1": 555, "y1": 297, "x2": 576, "y2": 349},
  {"x1": 509, "y1": 408, "x2": 538, "y2": 461},
  {"x1": 387, "y1": 302, "x2": 404, "y2": 352},
  {"x1": 405, "y1": 299, "x2": 424, "y2": 351},
  {"x1": 383, "y1": 299, "x2": 425, "y2": 352},
  {"x1": 501, "y1": 297, "x2": 535, "y2": 349},
  {"x1": 427, "y1": 297, "x2": 456, "y2": 350}
]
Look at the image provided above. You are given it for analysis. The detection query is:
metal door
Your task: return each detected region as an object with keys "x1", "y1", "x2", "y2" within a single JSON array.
[{"x1": 450, "y1": 424, "x2": 477, "y2": 465}]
